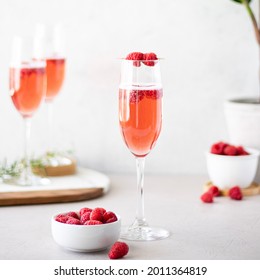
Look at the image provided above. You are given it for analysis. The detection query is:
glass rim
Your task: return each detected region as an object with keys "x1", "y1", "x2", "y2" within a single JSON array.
[
  {"x1": 9, "y1": 60, "x2": 46, "y2": 68},
  {"x1": 118, "y1": 58, "x2": 164, "y2": 61}
]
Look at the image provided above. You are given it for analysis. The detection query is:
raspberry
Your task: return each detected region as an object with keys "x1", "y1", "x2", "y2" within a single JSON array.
[
  {"x1": 208, "y1": 186, "x2": 220, "y2": 197},
  {"x1": 56, "y1": 214, "x2": 67, "y2": 219},
  {"x1": 80, "y1": 212, "x2": 91, "y2": 224},
  {"x1": 200, "y1": 192, "x2": 213, "y2": 203},
  {"x1": 129, "y1": 90, "x2": 145, "y2": 103},
  {"x1": 79, "y1": 207, "x2": 92, "y2": 217},
  {"x1": 66, "y1": 217, "x2": 81, "y2": 225},
  {"x1": 55, "y1": 215, "x2": 69, "y2": 223},
  {"x1": 108, "y1": 242, "x2": 129, "y2": 259},
  {"x1": 103, "y1": 211, "x2": 118, "y2": 223},
  {"x1": 143, "y1": 52, "x2": 158, "y2": 66},
  {"x1": 90, "y1": 207, "x2": 106, "y2": 222},
  {"x1": 20, "y1": 67, "x2": 45, "y2": 78},
  {"x1": 84, "y1": 220, "x2": 103, "y2": 225},
  {"x1": 223, "y1": 145, "x2": 238, "y2": 156},
  {"x1": 210, "y1": 141, "x2": 228, "y2": 155},
  {"x1": 126, "y1": 52, "x2": 143, "y2": 67},
  {"x1": 229, "y1": 186, "x2": 243, "y2": 200},
  {"x1": 144, "y1": 89, "x2": 163, "y2": 99},
  {"x1": 66, "y1": 211, "x2": 79, "y2": 219},
  {"x1": 236, "y1": 146, "x2": 249, "y2": 156}
]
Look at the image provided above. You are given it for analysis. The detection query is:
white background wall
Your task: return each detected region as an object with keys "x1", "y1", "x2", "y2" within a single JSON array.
[{"x1": 0, "y1": 0, "x2": 258, "y2": 175}]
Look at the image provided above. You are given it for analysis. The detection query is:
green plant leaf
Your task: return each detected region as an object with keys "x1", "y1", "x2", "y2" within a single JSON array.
[{"x1": 230, "y1": 0, "x2": 252, "y2": 3}]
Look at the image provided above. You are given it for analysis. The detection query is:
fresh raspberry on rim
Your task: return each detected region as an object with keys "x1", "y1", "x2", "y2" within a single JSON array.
[
  {"x1": 143, "y1": 52, "x2": 158, "y2": 66},
  {"x1": 126, "y1": 52, "x2": 144, "y2": 67}
]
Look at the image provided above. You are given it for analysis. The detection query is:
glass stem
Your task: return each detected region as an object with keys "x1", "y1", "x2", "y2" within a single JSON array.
[
  {"x1": 46, "y1": 101, "x2": 54, "y2": 152},
  {"x1": 23, "y1": 117, "x2": 32, "y2": 179},
  {"x1": 135, "y1": 157, "x2": 147, "y2": 226}
]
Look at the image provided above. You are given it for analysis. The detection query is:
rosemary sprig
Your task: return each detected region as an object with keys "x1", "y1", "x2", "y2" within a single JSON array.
[{"x1": 0, "y1": 160, "x2": 23, "y2": 178}]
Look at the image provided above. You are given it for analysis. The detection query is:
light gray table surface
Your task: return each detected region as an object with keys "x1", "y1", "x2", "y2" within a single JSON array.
[{"x1": 0, "y1": 174, "x2": 260, "y2": 260}]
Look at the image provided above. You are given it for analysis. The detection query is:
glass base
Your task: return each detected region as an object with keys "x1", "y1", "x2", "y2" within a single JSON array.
[
  {"x1": 120, "y1": 225, "x2": 170, "y2": 241},
  {"x1": 15, "y1": 174, "x2": 50, "y2": 186}
]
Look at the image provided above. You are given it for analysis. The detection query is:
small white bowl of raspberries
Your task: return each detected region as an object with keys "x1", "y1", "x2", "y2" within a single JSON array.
[
  {"x1": 206, "y1": 141, "x2": 260, "y2": 189},
  {"x1": 52, "y1": 207, "x2": 122, "y2": 253}
]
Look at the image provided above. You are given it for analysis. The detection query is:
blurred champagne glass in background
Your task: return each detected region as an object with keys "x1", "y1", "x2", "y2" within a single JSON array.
[
  {"x1": 9, "y1": 36, "x2": 49, "y2": 186},
  {"x1": 34, "y1": 24, "x2": 69, "y2": 167}
]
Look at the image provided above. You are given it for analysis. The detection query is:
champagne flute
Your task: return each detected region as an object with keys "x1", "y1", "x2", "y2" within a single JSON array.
[
  {"x1": 119, "y1": 58, "x2": 170, "y2": 241},
  {"x1": 34, "y1": 24, "x2": 66, "y2": 165},
  {"x1": 9, "y1": 36, "x2": 49, "y2": 186}
]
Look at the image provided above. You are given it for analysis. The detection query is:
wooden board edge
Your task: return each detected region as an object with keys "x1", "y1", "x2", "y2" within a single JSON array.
[{"x1": 0, "y1": 187, "x2": 104, "y2": 206}]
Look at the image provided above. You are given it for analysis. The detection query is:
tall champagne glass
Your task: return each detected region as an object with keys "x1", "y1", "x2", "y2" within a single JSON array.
[
  {"x1": 34, "y1": 24, "x2": 66, "y2": 164},
  {"x1": 119, "y1": 58, "x2": 170, "y2": 241},
  {"x1": 9, "y1": 37, "x2": 49, "y2": 186}
]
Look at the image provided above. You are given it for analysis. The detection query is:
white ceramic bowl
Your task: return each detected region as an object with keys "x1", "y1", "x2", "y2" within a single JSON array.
[
  {"x1": 206, "y1": 147, "x2": 260, "y2": 189},
  {"x1": 51, "y1": 212, "x2": 121, "y2": 252}
]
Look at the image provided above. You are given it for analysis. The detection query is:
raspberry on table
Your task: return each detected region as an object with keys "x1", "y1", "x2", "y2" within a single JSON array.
[
  {"x1": 103, "y1": 211, "x2": 118, "y2": 223},
  {"x1": 90, "y1": 208, "x2": 106, "y2": 222},
  {"x1": 223, "y1": 145, "x2": 238, "y2": 156},
  {"x1": 108, "y1": 242, "x2": 129, "y2": 259},
  {"x1": 79, "y1": 207, "x2": 92, "y2": 217},
  {"x1": 208, "y1": 186, "x2": 220, "y2": 197},
  {"x1": 66, "y1": 217, "x2": 81, "y2": 225},
  {"x1": 200, "y1": 192, "x2": 214, "y2": 203},
  {"x1": 229, "y1": 186, "x2": 243, "y2": 200},
  {"x1": 84, "y1": 220, "x2": 103, "y2": 225}
]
